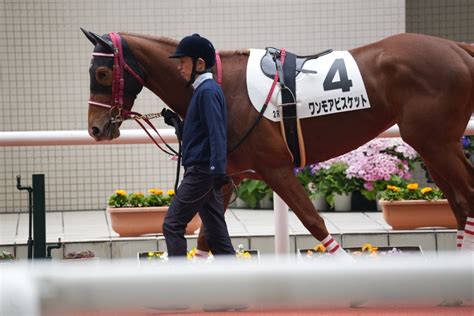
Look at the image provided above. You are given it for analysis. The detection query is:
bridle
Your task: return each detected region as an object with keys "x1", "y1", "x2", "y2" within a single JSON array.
[
  {"x1": 88, "y1": 33, "x2": 146, "y2": 122},
  {"x1": 88, "y1": 32, "x2": 178, "y2": 156}
]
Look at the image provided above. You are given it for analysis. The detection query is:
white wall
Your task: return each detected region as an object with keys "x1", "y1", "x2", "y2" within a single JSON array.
[{"x1": 0, "y1": 0, "x2": 406, "y2": 212}]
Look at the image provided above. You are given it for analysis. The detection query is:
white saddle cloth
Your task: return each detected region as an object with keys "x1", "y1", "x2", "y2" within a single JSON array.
[{"x1": 246, "y1": 49, "x2": 371, "y2": 122}]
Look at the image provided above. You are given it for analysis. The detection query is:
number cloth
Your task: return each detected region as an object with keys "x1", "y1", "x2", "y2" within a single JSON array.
[{"x1": 246, "y1": 49, "x2": 371, "y2": 122}]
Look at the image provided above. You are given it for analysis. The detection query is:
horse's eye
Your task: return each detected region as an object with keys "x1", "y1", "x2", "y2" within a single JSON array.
[{"x1": 96, "y1": 67, "x2": 112, "y2": 85}]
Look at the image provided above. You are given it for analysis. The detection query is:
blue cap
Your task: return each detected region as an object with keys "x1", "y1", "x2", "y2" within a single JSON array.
[{"x1": 169, "y1": 34, "x2": 216, "y2": 68}]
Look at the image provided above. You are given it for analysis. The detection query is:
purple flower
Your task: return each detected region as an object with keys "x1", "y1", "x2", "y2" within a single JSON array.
[
  {"x1": 461, "y1": 136, "x2": 471, "y2": 149},
  {"x1": 304, "y1": 138, "x2": 417, "y2": 188}
]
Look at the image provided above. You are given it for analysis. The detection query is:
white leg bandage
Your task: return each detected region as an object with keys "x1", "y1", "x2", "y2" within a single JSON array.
[
  {"x1": 461, "y1": 218, "x2": 474, "y2": 251},
  {"x1": 456, "y1": 230, "x2": 464, "y2": 250}
]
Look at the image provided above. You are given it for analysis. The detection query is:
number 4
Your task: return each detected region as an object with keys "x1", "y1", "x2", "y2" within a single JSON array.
[{"x1": 323, "y1": 59, "x2": 353, "y2": 92}]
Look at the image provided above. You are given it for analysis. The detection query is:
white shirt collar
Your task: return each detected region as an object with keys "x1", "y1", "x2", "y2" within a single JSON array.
[{"x1": 192, "y1": 72, "x2": 213, "y2": 90}]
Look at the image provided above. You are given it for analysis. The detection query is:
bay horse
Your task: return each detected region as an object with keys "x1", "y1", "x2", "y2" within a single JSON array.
[{"x1": 82, "y1": 30, "x2": 474, "y2": 253}]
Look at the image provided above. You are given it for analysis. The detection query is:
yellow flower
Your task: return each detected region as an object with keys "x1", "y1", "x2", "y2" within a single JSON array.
[
  {"x1": 407, "y1": 183, "x2": 419, "y2": 190},
  {"x1": 167, "y1": 189, "x2": 175, "y2": 196},
  {"x1": 147, "y1": 251, "x2": 154, "y2": 257},
  {"x1": 187, "y1": 248, "x2": 196, "y2": 260},
  {"x1": 236, "y1": 251, "x2": 252, "y2": 259},
  {"x1": 369, "y1": 251, "x2": 378, "y2": 257},
  {"x1": 133, "y1": 192, "x2": 144, "y2": 197},
  {"x1": 148, "y1": 188, "x2": 163, "y2": 195},
  {"x1": 386, "y1": 185, "x2": 401, "y2": 192},
  {"x1": 115, "y1": 189, "x2": 127, "y2": 196},
  {"x1": 421, "y1": 187, "x2": 433, "y2": 194},
  {"x1": 362, "y1": 243, "x2": 378, "y2": 252},
  {"x1": 313, "y1": 244, "x2": 326, "y2": 253}
]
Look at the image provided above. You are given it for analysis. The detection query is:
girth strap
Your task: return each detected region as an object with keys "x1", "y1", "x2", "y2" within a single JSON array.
[{"x1": 278, "y1": 51, "x2": 305, "y2": 168}]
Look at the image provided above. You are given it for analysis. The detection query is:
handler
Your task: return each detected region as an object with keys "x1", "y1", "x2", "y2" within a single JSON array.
[{"x1": 162, "y1": 33, "x2": 235, "y2": 257}]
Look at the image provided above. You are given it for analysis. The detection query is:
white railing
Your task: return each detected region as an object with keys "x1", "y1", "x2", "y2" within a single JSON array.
[
  {"x1": 1, "y1": 254, "x2": 472, "y2": 315},
  {"x1": 1, "y1": 120, "x2": 473, "y2": 253},
  {"x1": 2, "y1": 120, "x2": 473, "y2": 147}
]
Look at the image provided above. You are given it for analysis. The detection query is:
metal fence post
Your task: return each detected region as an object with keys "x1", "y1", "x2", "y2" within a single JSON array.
[{"x1": 32, "y1": 174, "x2": 46, "y2": 259}]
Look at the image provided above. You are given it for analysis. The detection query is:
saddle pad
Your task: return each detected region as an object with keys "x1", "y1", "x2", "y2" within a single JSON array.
[{"x1": 246, "y1": 49, "x2": 371, "y2": 122}]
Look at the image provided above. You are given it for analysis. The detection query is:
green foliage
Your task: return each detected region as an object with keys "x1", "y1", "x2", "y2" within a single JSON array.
[
  {"x1": 161, "y1": 195, "x2": 172, "y2": 206},
  {"x1": 360, "y1": 176, "x2": 408, "y2": 201},
  {"x1": 128, "y1": 192, "x2": 146, "y2": 207},
  {"x1": 145, "y1": 194, "x2": 164, "y2": 207},
  {"x1": 108, "y1": 191, "x2": 128, "y2": 207},
  {"x1": 108, "y1": 189, "x2": 174, "y2": 208},
  {"x1": 0, "y1": 251, "x2": 15, "y2": 260},
  {"x1": 237, "y1": 179, "x2": 272, "y2": 208},
  {"x1": 317, "y1": 162, "x2": 363, "y2": 207}
]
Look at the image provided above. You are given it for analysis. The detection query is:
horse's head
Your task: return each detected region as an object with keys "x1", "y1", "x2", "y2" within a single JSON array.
[{"x1": 81, "y1": 28, "x2": 145, "y2": 141}]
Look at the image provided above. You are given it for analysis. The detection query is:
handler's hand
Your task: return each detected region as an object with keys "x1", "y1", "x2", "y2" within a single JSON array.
[
  {"x1": 161, "y1": 108, "x2": 182, "y2": 127},
  {"x1": 212, "y1": 174, "x2": 230, "y2": 190}
]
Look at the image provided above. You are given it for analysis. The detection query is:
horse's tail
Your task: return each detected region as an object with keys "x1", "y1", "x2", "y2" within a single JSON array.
[{"x1": 458, "y1": 42, "x2": 474, "y2": 57}]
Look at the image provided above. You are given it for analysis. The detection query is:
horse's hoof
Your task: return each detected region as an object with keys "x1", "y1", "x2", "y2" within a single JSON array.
[
  {"x1": 439, "y1": 299, "x2": 464, "y2": 307},
  {"x1": 203, "y1": 303, "x2": 249, "y2": 312}
]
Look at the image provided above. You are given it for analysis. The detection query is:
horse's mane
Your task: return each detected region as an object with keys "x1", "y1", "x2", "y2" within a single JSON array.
[{"x1": 120, "y1": 32, "x2": 249, "y2": 56}]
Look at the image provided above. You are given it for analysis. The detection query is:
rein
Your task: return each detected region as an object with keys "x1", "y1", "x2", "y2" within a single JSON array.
[{"x1": 88, "y1": 32, "x2": 178, "y2": 157}]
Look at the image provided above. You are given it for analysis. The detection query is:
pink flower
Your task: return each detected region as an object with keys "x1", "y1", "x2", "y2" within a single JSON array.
[{"x1": 364, "y1": 182, "x2": 374, "y2": 191}]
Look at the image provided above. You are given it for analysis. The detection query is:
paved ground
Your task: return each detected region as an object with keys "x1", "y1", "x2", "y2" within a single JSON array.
[{"x1": 0, "y1": 208, "x2": 457, "y2": 259}]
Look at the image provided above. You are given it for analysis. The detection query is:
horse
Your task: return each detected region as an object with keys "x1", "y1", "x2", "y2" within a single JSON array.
[{"x1": 81, "y1": 29, "x2": 474, "y2": 253}]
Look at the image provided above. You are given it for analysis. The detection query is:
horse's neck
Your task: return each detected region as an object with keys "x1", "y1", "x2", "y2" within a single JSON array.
[{"x1": 122, "y1": 34, "x2": 192, "y2": 117}]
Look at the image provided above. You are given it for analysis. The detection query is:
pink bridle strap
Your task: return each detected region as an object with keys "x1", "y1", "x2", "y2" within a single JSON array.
[
  {"x1": 109, "y1": 32, "x2": 125, "y2": 109},
  {"x1": 215, "y1": 51, "x2": 222, "y2": 86},
  {"x1": 264, "y1": 48, "x2": 286, "y2": 105}
]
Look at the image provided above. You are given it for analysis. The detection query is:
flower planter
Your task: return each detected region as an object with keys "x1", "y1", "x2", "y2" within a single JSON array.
[
  {"x1": 379, "y1": 199, "x2": 456, "y2": 230},
  {"x1": 259, "y1": 196, "x2": 273, "y2": 209},
  {"x1": 137, "y1": 251, "x2": 168, "y2": 264},
  {"x1": 236, "y1": 249, "x2": 260, "y2": 261},
  {"x1": 108, "y1": 206, "x2": 201, "y2": 237},
  {"x1": 235, "y1": 198, "x2": 249, "y2": 209},
  {"x1": 311, "y1": 195, "x2": 328, "y2": 211},
  {"x1": 334, "y1": 193, "x2": 352, "y2": 211}
]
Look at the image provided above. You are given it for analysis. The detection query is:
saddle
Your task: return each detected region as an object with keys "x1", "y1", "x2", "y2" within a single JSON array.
[
  {"x1": 260, "y1": 47, "x2": 332, "y2": 168},
  {"x1": 260, "y1": 47, "x2": 332, "y2": 79}
]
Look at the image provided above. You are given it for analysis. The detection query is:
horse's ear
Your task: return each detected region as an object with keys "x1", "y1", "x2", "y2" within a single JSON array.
[
  {"x1": 80, "y1": 27, "x2": 114, "y2": 53},
  {"x1": 80, "y1": 27, "x2": 97, "y2": 46}
]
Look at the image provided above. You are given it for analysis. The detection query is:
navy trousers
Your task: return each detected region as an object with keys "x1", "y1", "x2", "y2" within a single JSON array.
[{"x1": 162, "y1": 164, "x2": 235, "y2": 256}]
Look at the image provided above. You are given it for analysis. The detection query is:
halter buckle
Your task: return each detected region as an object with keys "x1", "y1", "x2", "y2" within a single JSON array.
[{"x1": 110, "y1": 107, "x2": 124, "y2": 124}]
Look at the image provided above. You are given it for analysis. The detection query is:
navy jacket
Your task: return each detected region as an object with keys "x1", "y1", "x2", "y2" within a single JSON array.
[{"x1": 181, "y1": 78, "x2": 227, "y2": 175}]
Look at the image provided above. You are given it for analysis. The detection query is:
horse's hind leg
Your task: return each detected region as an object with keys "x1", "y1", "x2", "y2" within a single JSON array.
[
  {"x1": 258, "y1": 165, "x2": 351, "y2": 257},
  {"x1": 424, "y1": 164, "x2": 467, "y2": 249},
  {"x1": 407, "y1": 141, "x2": 474, "y2": 251}
]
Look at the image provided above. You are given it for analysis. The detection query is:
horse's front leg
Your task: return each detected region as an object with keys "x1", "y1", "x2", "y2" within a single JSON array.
[
  {"x1": 195, "y1": 177, "x2": 241, "y2": 255},
  {"x1": 258, "y1": 165, "x2": 351, "y2": 258}
]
